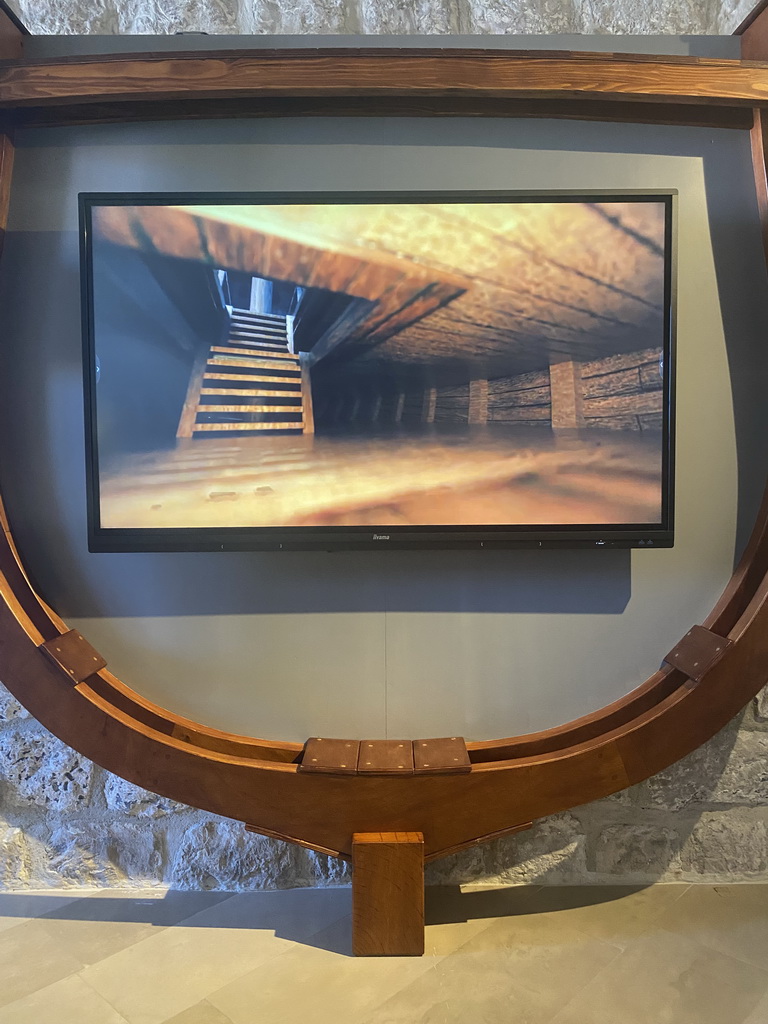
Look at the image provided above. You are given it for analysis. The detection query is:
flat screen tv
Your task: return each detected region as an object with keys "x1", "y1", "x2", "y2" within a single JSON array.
[{"x1": 80, "y1": 190, "x2": 675, "y2": 551}]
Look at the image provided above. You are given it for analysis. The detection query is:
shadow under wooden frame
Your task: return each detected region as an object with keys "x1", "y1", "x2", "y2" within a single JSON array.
[{"x1": 2, "y1": 34, "x2": 768, "y2": 954}]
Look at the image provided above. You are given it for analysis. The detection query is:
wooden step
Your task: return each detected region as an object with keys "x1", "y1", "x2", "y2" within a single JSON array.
[
  {"x1": 225, "y1": 339, "x2": 287, "y2": 351},
  {"x1": 230, "y1": 309, "x2": 286, "y2": 321},
  {"x1": 197, "y1": 404, "x2": 303, "y2": 414},
  {"x1": 230, "y1": 326, "x2": 287, "y2": 336},
  {"x1": 212, "y1": 346, "x2": 295, "y2": 359},
  {"x1": 208, "y1": 357, "x2": 300, "y2": 372},
  {"x1": 203, "y1": 372, "x2": 301, "y2": 386},
  {"x1": 192, "y1": 421, "x2": 304, "y2": 432},
  {"x1": 200, "y1": 387, "x2": 302, "y2": 397}
]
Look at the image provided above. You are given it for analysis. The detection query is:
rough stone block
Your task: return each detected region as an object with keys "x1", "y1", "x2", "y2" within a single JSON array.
[
  {"x1": 47, "y1": 820, "x2": 165, "y2": 886},
  {"x1": 170, "y1": 818, "x2": 306, "y2": 890},
  {"x1": 489, "y1": 812, "x2": 587, "y2": 884},
  {"x1": 643, "y1": 716, "x2": 741, "y2": 811},
  {"x1": 753, "y1": 684, "x2": 768, "y2": 724},
  {"x1": 360, "y1": 0, "x2": 452, "y2": 33},
  {"x1": 104, "y1": 774, "x2": 186, "y2": 819},
  {"x1": 0, "y1": 823, "x2": 33, "y2": 888},
  {"x1": 0, "y1": 724, "x2": 92, "y2": 812},
  {"x1": 466, "y1": 0, "x2": 581, "y2": 34},
  {"x1": 591, "y1": 823, "x2": 680, "y2": 878},
  {"x1": 679, "y1": 813, "x2": 768, "y2": 878},
  {"x1": 0, "y1": 685, "x2": 30, "y2": 724}
]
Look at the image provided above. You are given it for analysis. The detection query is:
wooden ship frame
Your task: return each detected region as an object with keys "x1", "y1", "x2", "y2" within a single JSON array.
[{"x1": 2, "y1": 2, "x2": 768, "y2": 955}]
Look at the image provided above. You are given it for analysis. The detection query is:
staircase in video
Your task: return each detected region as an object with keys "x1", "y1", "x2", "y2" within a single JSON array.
[
  {"x1": 182, "y1": 309, "x2": 309, "y2": 438},
  {"x1": 88, "y1": 199, "x2": 670, "y2": 532}
]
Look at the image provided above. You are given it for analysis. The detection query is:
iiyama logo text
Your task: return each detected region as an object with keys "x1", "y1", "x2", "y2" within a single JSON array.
[{"x1": 372, "y1": 534, "x2": 390, "y2": 541}]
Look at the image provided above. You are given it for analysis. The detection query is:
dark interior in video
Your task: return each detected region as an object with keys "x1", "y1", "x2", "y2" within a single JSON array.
[{"x1": 89, "y1": 200, "x2": 668, "y2": 529}]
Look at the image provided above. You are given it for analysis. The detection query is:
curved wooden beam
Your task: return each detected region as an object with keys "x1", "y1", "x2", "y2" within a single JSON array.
[{"x1": 0, "y1": 51, "x2": 767, "y2": 871}]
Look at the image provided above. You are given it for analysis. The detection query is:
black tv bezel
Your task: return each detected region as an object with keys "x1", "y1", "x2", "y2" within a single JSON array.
[{"x1": 80, "y1": 189, "x2": 676, "y2": 553}]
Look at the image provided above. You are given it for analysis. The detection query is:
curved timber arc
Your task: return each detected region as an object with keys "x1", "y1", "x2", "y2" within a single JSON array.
[{"x1": 0, "y1": 46, "x2": 768, "y2": 862}]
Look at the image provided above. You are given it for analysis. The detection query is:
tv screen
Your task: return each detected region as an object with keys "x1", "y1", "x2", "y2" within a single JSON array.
[{"x1": 80, "y1": 190, "x2": 675, "y2": 551}]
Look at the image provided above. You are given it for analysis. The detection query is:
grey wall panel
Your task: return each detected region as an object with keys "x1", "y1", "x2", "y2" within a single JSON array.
[{"x1": 1, "y1": 115, "x2": 766, "y2": 741}]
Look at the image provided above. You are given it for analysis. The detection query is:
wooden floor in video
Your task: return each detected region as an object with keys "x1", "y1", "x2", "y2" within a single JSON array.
[{"x1": 99, "y1": 428, "x2": 662, "y2": 529}]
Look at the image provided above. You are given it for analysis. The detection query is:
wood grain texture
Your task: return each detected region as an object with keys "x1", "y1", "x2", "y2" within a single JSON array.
[
  {"x1": 0, "y1": 4, "x2": 23, "y2": 62},
  {"x1": 353, "y1": 832, "x2": 424, "y2": 956},
  {"x1": 3, "y1": 50, "x2": 768, "y2": 112},
  {"x1": 738, "y1": 1, "x2": 768, "y2": 60}
]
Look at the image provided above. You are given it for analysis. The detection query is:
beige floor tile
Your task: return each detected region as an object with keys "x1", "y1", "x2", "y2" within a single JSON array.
[
  {"x1": 80, "y1": 888, "x2": 350, "y2": 1024},
  {"x1": 37, "y1": 890, "x2": 234, "y2": 967},
  {"x1": 654, "y1": 884, "x2": 768, "y2": 971},
  {"x1": 161, "y1": 1001, "x2": 235, "y2": 1024},
  {"x1": 0, "y1": 891, "x2": 84, "y2": 935},
  {"x1": 0, "y1": 973, "x2": 129, "y2": 1024},
  {"x1": 511, "y1": 884, "x2": 691, "y2": 949},
  {"x1": 550, "y1": 928, "x2": 768, "y2": 1024},
  {"x1": 208, "y1": 914, "x2": 440, "y2": 1024},
  {"x1": 364, "y1": 911, "x2": 620, "y2": 1024},
  {"x1": 0, "y1": 917, "x2": 84, "y2": 1008}
]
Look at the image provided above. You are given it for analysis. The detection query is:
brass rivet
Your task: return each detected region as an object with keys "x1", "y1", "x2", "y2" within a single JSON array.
[
  {"x1": 340, "y1": 764, "x2": 347, "y2": 768},
  {"x1": 423, "y1": 763, "x2": 430, "y2": 767},
  {"x1": 366, "y1": 762, "x2": 371, "y2": 766},
  {"x1": 311, "y1": 758, "x2": 317, "y2": 762}
]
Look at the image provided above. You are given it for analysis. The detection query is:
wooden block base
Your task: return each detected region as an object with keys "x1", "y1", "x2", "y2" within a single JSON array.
[{"x1": 352, "y1": 832, "x2": 425, "y2": 956}]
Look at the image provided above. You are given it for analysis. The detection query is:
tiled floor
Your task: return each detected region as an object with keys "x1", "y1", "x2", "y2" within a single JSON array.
[{"x1": 0, "y1": 884, "x2": 767, "y2": 1023}]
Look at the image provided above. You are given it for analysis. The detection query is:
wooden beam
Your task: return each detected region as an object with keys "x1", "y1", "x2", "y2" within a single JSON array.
[
  {"x1": 736, "y1": 1, "x2": 768, "y2": 60},
  {"x1": 176, "y1": 348, "x2": 210, "y2": 439},
  {"x1": 549, "y1": 358, "x2": 585, "y2": 430},
  {"x1": 0, "y1": 1, "x2": 25, "y2": 62},
  {"x1": 352, "y1": 832, "x2": 424, "y2": 956},
  {"x1": 421, "y1": 386, "x2": 436, "y2": 424},
  {"x1": 468, "y1": 378, "x2": 489, "y2": 425},
  {"x1": 299, "y1": 353, "x2": 314, "y2": 435},
  {"x1": 4, "y1": 50, "x2": 768, "y2": 112}
]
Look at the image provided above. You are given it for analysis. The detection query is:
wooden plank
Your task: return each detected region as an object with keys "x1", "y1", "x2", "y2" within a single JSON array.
[
  {"x1": 663, "y1": 625, "x2": 733, "y2": 684},
  {"x1": 0, "y1": 131, "x2": 13, "y2": 265},
  {"x1": 192, "y1": 421, "x2": 303, "y2": 431},
  {"x1": 211, "y1": 347, "x2": 296, "y2": 360},
  {"x1": 176, "y1": 348, "x2": 210, "y2": 439},
  {"x1": 468, "y1": 378, "x2": 489, "y2": 425},
  {"x1": 196, "y1": 404, "x2": 301, "y2": 414},
  {"x1": 5, "y1": 50, "x2": 768, "y2": 111},
  {"x1": 413, "y1": 737, "x2": 471, "y2": 775},
  {"x1": 298, "y1": 737, "x2": 360, "y2": 774},
  {"x1": 40, "y1": 629, "x2": 107, "y2": 684},
  {"x1": 737, "y1": 1, "x2": 768, "y2": 59},
  {"x1": 8, "y1": 95, "x2": 754, "y2": 132},
  {"x1": 357, "y1": 740, "x2": 415, "y2": 775},
  {"x1": 583, "y1": 389, "x2": 663, "y2": 417},
  {"x1": 204, "y1": 372, "x2": 301, "y2": 385},
  {"x1": 549, "y1": 359, "x2": 584, "y2": 429},
  {"x1": 352, "y1": 832, "x2": 424, "y2": 956},
  {"x1": 207, "y1": 356, "x2": 301, "y2": 372},
  {"x1": 200, "y1": 387, "x2": 300, "y2": 397},
  {"x1": 300, "y1": 352, "x2": 314, "y2": 436},
  {"x1": 421, "y1": 387, "x2": 436, "y2": 424},
  {"x1": 0, "y1": 2, "x2": 24, "y2": 62}
]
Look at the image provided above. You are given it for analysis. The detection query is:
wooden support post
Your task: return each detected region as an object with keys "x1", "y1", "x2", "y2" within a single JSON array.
[
  {"x1": 422, "y1": 386, "x2": 437, "y2": 424},
  {"x1": 176, "y1": 347, "x2": 210, "y2": 439},
  {"x1": 394, "y1": 392, "x2": 405, "y2": 423},
  {"x1": 549, "y1": 358, "x2": 585, "y2": 430},
  {"x1": 468, "y1": 378, "x2": 488, "y2": 424},
  {"x1": 299, "y1": 353, "x2": 314, "y2": 435},
  {"x1": 352, "y1": 832, "x2": 425, "y2": 956}
]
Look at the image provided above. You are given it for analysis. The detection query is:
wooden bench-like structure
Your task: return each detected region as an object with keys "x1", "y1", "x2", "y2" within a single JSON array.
[{"x1": 3, "y1": 5, "x2": 768, "y2": 954}]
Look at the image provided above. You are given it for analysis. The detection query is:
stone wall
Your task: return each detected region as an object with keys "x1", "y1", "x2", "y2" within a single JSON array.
[
  {"x1": 6, "y1": 0, "x2": 757, "y2": 36},
  {"x1": 2, "y1": 677, "x2": 768, "y2": 890}
]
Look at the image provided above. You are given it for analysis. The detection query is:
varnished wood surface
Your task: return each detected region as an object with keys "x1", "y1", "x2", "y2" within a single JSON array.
[
  {"x1": 352, "y1": 833, "x2": 424, "y2": 956},
  {"x1": 3, "y1": 50, "x2": 768, "y2": 115},
  {"x1": 6, "y1": 96, "x2": 754, "y2": 131},
  {"x1": 0, "y1": 1, "x2": 23, "y2": 63},
  {"x1": 739, "y1": 0, "x2": 768, "y2": 60},
  {"x1": 0, "y1": 49, "x2": 767, "y2": 882}
]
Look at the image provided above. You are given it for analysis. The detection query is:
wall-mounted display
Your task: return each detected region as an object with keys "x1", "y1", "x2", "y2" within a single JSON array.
[{"x1": 80, "y1": 190, "x2": 676, "y2": 550}]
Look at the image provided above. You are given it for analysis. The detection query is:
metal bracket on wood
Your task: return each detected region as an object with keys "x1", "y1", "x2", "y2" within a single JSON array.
[
  {"x1": 39, "y1": 629, "x2": 107, "y2": 683},
  {"x1": 663, "y1": 625, "x2": 733, "y2": 683}
]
